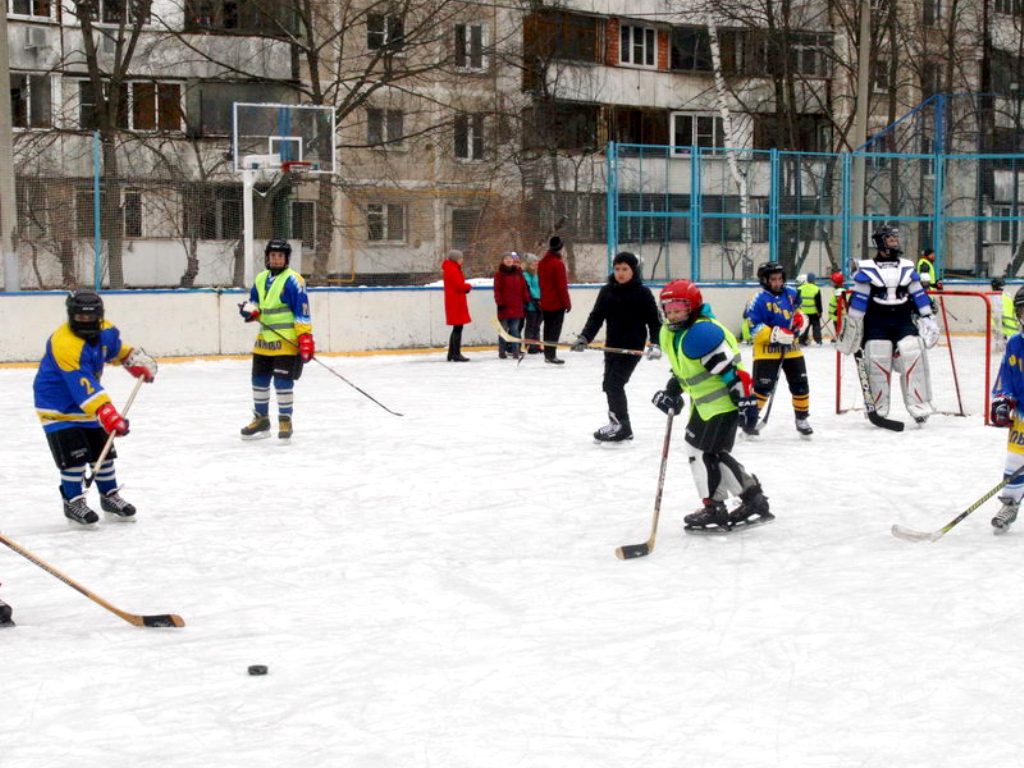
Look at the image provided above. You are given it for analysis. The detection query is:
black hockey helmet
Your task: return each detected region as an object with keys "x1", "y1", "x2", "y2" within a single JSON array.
[
  {"x1": 264, "y1": 239, "x2": 292, "y2": 273},
  {"x1": 871, "y1": 225, "x2": 902, "y2": 260},
  {"x1": 757, "y1": 261, "x2": 785, "y2": 293},
  {"x1": 992, "y1": 276, "x2": 1006, "y2": 291},
  {"x1": 66, "y1": 289, "x2": 104, "y2": 342}
]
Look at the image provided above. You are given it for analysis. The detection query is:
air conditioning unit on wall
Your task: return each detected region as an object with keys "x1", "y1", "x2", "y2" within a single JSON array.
[{"x1": 24, "y1": 27, "x2": 47, "y2": 50}]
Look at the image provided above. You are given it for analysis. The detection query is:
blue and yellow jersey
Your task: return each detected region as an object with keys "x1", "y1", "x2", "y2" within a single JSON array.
[
  {"x1": 33, "y1": 322, "x2": 129, "y2": 433},
  {"x1": 249, "y1": 269, "x2": 313, "y2": 356},
  {"x1": 747, "y1": 286, "x2": 804, "y2": 361},
  {"x1": 995, "y1": 334, "x2": 1024, "y2": 454}
]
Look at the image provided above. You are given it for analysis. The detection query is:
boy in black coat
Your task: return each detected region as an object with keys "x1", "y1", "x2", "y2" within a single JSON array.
[{"x1": 572, "y1": 251, "x2": 662, "y2": 442}]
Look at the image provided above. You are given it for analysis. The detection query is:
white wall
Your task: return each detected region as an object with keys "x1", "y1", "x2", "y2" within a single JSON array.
[{"x1": 2, "y1": 284, "x2": 804, "y2": 363}]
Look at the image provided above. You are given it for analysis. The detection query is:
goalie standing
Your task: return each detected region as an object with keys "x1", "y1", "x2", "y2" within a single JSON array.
[
  {"x1": 837, "y1": 226, "x2": 939, "y2": 424},
  {"x1": 989, "y1": 286, "x2": 1024, "y2": 533}
]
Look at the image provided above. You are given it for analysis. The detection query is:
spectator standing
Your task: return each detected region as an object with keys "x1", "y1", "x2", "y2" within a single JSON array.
[
  {"x1": 493, "y1": 252, "x2": 530, "y2": 359},
  {"x1": 442, "y1": 249, "x2": 472, "y2": 362},
  {"x1": 797, "y1": 273, "x2": 823, "y2": 345},
  {"x1": 538, "y1": 236, "x2": 572, "y2": 365},
  {"x1": 522, "y1": 254, "x2": 543, "y2": 354}
]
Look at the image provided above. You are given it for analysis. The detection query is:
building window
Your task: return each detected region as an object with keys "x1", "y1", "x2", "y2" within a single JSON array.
[
  {"x1": 183, "y1": 0, "x2": 289, "y2": 34},
  {"x1": 454, "y1": 23, "x2": 485, "y2": 70},
  {"x1": 367, "y1": 107, "x2": 404, "y2": 148},
  {"x1": 921, "y1": 64, "x2": 942, "y2": 98},
  {"x1": 995, "y1": 0, "x2": 1024, "y2": 16},
  {"x1": 671, "y1": 112, "x2": 724, "y2": 153},
  {"x1": 124, "y1": 189, "x2": 142, "y2": 238},
  {"x1": 670, "y1": 27, "x2": 711, "y2": 72},
  {"x1": 291, "y1": 201, "x2": 315, "y2": 250},
  {"x1": 196, "y1": 81, "x2": 291, "y2": 136},
  {"x1": 923, "y1": 0, "x2": 942, "y2": 26},
  {"x1": 454, "y1": 113, "x2": 485, "y2": 160},
  {"x1": 368, "y1": 13, "x2": 404, "y2": 52},
  {"x1": 73, "y1": 0, "x2": 151, "y2": 24},
  {"x1": 992, "y1": 205, "x2": 1020, "y2": 243},
  {"x1": 367, "y1": 203, "x2": 405, "y2": 242},
  {"x1": 789, "y1": 33, "x2": 831, "y2": 77},
  {"x1": 522, "y1": 103, "x2": 598, "y2": 152},
  {"x1": 872, "y1": 59, "x2": 889, "y2": 93},
  {"x1": 11, "y1": 73, "x2": 52, "y2": 128},
  {"x1": 8, "y1": 0, "x2": 51, "y2": 17},
  {"x1": 620, "y1": 24, "x2": 656, "y2": 67},
  {"x1": 78, "y1": 80, "x2": 182, "y2": 131},
  {"x1": 451, "y1": 208, "x2": 481, "y2": 253}
]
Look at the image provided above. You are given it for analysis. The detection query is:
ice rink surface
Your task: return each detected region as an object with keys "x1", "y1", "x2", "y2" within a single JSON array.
[{"x1": 3, "y1": 335, "x2": 1022, "y2": 767}]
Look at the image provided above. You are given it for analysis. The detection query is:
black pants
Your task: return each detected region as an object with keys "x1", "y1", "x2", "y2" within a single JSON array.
[
  {"x1": 524, "y1": 309, "x2": 543, "y2": 353},
  {"x1": 447, "y1": 325, "x2": 464, "y2": 359},
  {"x1": 542, "y1": 310, "x2": 565, "y2": 360},
  {"x1": 751, "y1": 354, "x2": 810, "y2": 418},
  {"x1": 603, "y1": 353, "x2": 641, "y2": 422},
  {"x1": 799, "y1": 314, "x2": 822, "y2": 345}
]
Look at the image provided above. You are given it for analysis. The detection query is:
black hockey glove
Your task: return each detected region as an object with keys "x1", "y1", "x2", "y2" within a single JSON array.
[
  {"x1": 652, "y1": 389, "x2": 683, "y2": 415},
  {"x1": 991, "y1": 397, "x2": 1016, "y2": 428},
  {"x1": 736, "y1": 396, "x2": 759, "y2": 434}
]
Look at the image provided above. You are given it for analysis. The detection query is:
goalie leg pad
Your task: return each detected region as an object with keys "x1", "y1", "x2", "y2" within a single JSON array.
[
  {"x1": 863, "y1": 339, "x2": 894, "y2": 417},
  {"x1": 896, "y1": 335, "x2": 932, "y2": 419},
  {"x1": 837, "y1": 313, "x2": 863, "y2": 355}
]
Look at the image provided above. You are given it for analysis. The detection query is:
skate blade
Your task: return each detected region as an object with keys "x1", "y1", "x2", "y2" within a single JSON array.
[
  {"x1": 992, "y1": 522, "x2": 1012, "y2": 535},
  {"x1": 103, "y1": 511, "x2": 137, "y2": 523},
  {"x1": 241, "y1": 431, "x2": 271, "y2": 441},
  {"x1": 65, "y1": 518, "x2": 100, "y2": 529},
  {"x1": 730, "y1": 515, "x2": 775, "y2": 530},
  {"x1": 684, "y1": 525, "x2": 732, "y2": 536}
]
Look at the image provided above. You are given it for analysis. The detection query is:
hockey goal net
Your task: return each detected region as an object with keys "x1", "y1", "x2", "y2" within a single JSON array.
[{"x1": 834, "y1": 290, "x2": 998, "y2": 424}]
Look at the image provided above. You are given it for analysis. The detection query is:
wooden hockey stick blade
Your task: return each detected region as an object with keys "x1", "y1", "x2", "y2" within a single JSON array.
[
  {"x1": 890, "y1": 524, "x2": 942, "y2": 542},
  {"x1": 0, "y1": 533, "x2": 185, "y2": 628},
  {"x1": 868, "y1": 411, "x2": 905, "y2": 432},
  {"x1": 615, "y1": 541, "x2": 653, "y2": 560},
  {"x1": 491, "y1": 318, "x2": 644, "y2": 356}
]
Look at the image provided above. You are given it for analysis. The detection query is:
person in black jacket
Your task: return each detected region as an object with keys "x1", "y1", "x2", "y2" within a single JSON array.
[{"x1": 571, "y1": 251, "x2": 662, "y2": 442}]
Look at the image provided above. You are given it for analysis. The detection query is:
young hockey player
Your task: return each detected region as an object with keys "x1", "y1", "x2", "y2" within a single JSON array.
[
  {"x1": 837, "y1": 226, "x2": 939, "y2": 424},
  {"x1": 571, "y1": 251, "x2": 661, "y2": 442},
  {"x1": 989, "y1": 286, "x2": 1024, "y2": 533},
  {"x1": 33, "y1": 290, "x2": 158, "y2": 526},
  {"x1": 650, "y1": 280, "x2": 773, "y2": 533},
  {"x1": 746, "y1": 261, "x2": 812, "y2": 436},
  {"x1": 238, "y1": 239, "x2": 314, "y2": 440}
]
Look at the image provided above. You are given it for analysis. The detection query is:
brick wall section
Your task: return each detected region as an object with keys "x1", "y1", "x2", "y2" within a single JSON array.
[{"x1": 606, "y1": 18, "x2": 619, "y2": 66}]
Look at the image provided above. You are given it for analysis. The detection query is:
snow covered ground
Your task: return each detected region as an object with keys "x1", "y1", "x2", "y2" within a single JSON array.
[{"x1": 2, "y1": 336, "x2": 1020, "y2": 768}]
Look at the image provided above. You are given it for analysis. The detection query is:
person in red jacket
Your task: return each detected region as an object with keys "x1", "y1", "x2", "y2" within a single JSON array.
[
  {"x1": 538, "y1": 236, "x2": 572, "y2": 365},
  {"x1": 493, "y1": 252, "x2": 531, "y2": 359},
  {"x1": 442, "y1": 249, "x2": 472, "y2": 362}
]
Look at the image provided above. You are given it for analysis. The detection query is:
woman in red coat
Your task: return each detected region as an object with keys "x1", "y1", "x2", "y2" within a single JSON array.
[
  {"x1": 493, "y1": 252, "x2": 530, "y2": 359},
  {"x1": 538, "y1": 236, "x2": 572, "y2": 364},
  {"x1": 442, "y1": 249, "x2": 472, "y2": 362}
]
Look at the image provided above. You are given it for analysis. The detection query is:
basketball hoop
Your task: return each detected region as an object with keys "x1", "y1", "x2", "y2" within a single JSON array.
[{"x1": 281, "y1": 160, "x2": 314, "y2": 175}]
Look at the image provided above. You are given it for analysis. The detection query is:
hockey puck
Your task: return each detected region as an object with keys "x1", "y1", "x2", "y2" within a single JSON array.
[{"x1": 247, "y1": 665, "x2": 268, "y2": 676}]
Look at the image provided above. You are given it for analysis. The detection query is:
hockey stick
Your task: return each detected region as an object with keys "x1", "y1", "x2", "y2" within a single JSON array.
[
  {"x1": 0, "y1": 532, "x2": 185, "y2": 627},
  {"x1": 255, "y1": 320, "x2": 403, "y2": 417},
  {"x1": 854, "y1": 350, "x2": 904, "y2": 432},
  {"x1": 85, "y1": 376, "x2": 145, "y2": 489},
  {"x1": 616, "y1": 411, "x2": 674, "y2": 560},
  {"x1": 491, "y1": 318, "x2": 645, "y2": 357},
  {"x1": 891, "y1": 464, "x2": 1024, "y2": 542}
]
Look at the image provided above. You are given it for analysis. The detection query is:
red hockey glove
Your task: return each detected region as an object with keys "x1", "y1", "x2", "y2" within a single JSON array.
[
  {"x1": 770, "y1": 326, "x2": 796, "y2": 346},
  {"x1": 298, "y1": 333, "x2": 315, "y2": 363},
  {"x1": 991, "y1": 397, "x2": 1016, "y2": 428},
  {"x1": 123, "y1": 348, "x2": 157, "y2": 382},
  {"x1": 791, "y1": 311, "x2": 806, "y2": 334},
  {"x1": 96, "y1": 402, "x2": 129, "y2": 436}
]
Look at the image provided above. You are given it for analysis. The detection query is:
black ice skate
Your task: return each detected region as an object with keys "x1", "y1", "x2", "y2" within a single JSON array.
[
  {"x1": 684, "y1": 499, "x2": 731, "y2": 534},
  {"x1": 100, "y1": 489, "x2": 136, "y2": 521},
  {"x1": 730, "y1": 481, "x2": 775, "y2": 529},
  {"x1": 795, "y1": 417, "x2": 813, "y2": 437},
  {"x1": 0, "y1": 599, "x2": 13, "y2": 628},
  {"x1": 992, "y1": 501, "x2": 1018, "y2": 534},
  {"x1": 240, "y1": 413, "x2": 271, "y2": 440},
  {"x1": 594, "y1": 414, "x2": 633, "y2": 443},
  {"x1": 63, "y1": 492, "x2": 99, "y2": 527},
  {"x1": 278, "y1": 415, "x2": 293, "y2": 441}
]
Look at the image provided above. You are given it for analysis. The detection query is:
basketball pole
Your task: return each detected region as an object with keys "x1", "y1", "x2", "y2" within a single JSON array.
[{"x1": 242, "y1": 167, "x2": 256, "y2": 287}]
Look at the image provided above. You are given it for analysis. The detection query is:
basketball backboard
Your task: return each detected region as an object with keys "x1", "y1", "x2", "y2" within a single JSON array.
[{"x1": 232, "y1": 103, "x2": 336, "y2": 175}]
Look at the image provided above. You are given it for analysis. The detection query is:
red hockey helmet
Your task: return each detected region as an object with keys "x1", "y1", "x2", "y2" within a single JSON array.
[
  {"x1": 830, "y1": 271, "x2": 844, "y2": 287},
  {"x1": 660, "y1": 280, "x2": 702, "y2": 328}
]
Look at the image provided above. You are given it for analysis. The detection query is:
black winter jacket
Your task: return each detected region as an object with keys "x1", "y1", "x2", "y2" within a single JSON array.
[{"x1": 579, "y1": 273, "x2": 661, "y2": 351}]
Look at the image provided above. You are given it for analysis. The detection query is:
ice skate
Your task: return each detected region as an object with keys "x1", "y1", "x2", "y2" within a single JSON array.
[
  {"x1": 992, "y1": 500, "x2": 1018, "y2": 534},
  {"x1": 0, "y1": 599, "x2": 13, "y2": 628},
  {"x1": 906, "y1": 403, "x2": 932, "y2": 425},
  {"x1": 240, "y1": 413, "x2": 271, "y2": 440},
  {"x1": 795, "y1": 417, "x2": 814, "y2": 437},
  {"x1": 684, "y1": 499, "x2": 731, "y2": 534},
  {"x1": 278, "y1": 415, "x2": 293, "y2": 441},
  {"x1": 100, "y1": 489, "x2": 136, "y2": 521},
  {"x1": 594, "y1": 414, "x2": 633, "y2": 443},
  {"x1": 63, "y1": 493, "x2": 99, "y2": 527},
  {"x1": 730, "y1": 481, "x2": 775, "y2": 529}
]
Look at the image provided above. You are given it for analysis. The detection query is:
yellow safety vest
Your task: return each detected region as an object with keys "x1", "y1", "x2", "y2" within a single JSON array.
[
  {"x1": 998, "y1": 292, "x2": 1017, "y2": 338},
  {"x1": 916, "y1": 258, "x2": 936, "y2": 283},
  {"x1": 797, "y1": 283, "x2": 821, "y2": 315},
  {"x1": 660, "y1": 317, "x2": 742, "y2": 421},
  {"x1": 254, "y1": 268, "x2": 299, "y2": 355}
]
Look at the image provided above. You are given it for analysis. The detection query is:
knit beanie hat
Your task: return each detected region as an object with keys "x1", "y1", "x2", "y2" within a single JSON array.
[
  {"x1": 613, "y1": 251, "x2": 639, "y2": 272},
  {"x1": 549, "y1": 236, "x2": 564, "y2": 252}
]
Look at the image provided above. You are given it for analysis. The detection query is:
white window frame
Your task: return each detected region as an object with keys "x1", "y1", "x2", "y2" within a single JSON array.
[
  {"x1": 995, "y1": 0, "x2": 1023, "y2": 16},
  {"x1": 367, "y1": 13, "x2": 404, "y2": 52},
  {"x1": 454, "y1": 22, "x2": 486, "y2": 71},
  {"x1": 11, "y1": 72, "x2": 52, "y2": 130},
  {"x1": 620, "y1": 24, "x2": 656, "y2": 68},
  {"x1": 77, "y1": 79, "x2": 183, "y2": 132},
  {"x1": 367, "y1": 107, "x2": 405, "y2": 149},
  {"x1": 872, "y1": 59, "x2": 889, "y2": 94},
  {"x1": 923, "y1": 0, "x2": 942, "y2": 26},
  {"x1": 367, "y1": 202, "x2": 406, "y2": 243},
  {"x1": 670, "y1": 112, "x2": 724, "y2": 154},
  {"x1": 7, "y1": 0, "x2": 53, "y2": 19},
  {"x1": 454, "y1": 113, "x2": 486, "y2": 161},
  {"x1": 992, "y1": 205, "x2": 1018, "y2": 243}
]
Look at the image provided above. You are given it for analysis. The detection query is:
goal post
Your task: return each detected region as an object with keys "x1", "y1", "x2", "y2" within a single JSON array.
[{"x1": 835, "y1": 290, "x2": 997, "y2": 424}]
